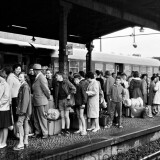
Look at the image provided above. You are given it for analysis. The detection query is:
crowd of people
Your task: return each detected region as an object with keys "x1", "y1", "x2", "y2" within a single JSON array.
[{"x1": 0, "y1": 63, "x2": 159, "y2": 150}]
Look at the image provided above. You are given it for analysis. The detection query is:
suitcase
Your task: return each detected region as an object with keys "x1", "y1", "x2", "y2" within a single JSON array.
[
  {"x1": 125, "y1": 107, "x2": 131, "y2": 117},
  {"x1": 99, "y1": 114, "x2": 110, "y2": 127},
  {"x1": 70, "y1": 112, "x2": 88, "y2": 130},
  {"x1": 48, "y1": 118, "x2": 62, "y2": 135}
]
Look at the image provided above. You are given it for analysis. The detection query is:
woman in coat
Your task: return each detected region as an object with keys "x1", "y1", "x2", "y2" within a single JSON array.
[
  {"x1": 148, "y1": 76, "x2": 157, "y2": 115},
  {"x1": 13, "y1": 73, "x2": 32, "y2": 150},
  {"x1": 129, "y1": 71, "x2": 143, "y2": 100},
  {"x1": 153, "y1": 76, "x2": 160, "y2": 115},
  {"x1": 141, "y1": 74, "x2": 148, "y2": 105},
  {"x1": 0, "y1": 71, "x2": 12, "y2": 149},
  {"x1": 86, "y1": 72, "x2": 100, "y2": 132},
  {"x1": 7, "y1": 64, "x2": 21, "y2": 123}
]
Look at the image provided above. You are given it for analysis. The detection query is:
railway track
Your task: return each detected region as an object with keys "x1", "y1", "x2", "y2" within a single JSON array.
[{"x1": 140, "y1": 150, "x2": 160, "y2": 160}]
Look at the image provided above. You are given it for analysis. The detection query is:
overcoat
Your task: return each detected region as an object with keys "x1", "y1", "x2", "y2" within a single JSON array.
[
  {"x1": 32, "y1": 73, "x2": 50, "y2": 106},
  {"x1": 87, "y1": 79, "x2": 99, "y2": 118}
]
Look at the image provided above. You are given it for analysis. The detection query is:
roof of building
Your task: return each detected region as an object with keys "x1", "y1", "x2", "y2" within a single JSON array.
[{"x1": 1, "y1": 0, "x2": 160, "y2": 43}]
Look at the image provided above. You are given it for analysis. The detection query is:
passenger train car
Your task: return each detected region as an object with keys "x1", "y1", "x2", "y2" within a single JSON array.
[
  {"x1": 0, "y1": 38, "x2": 159, "y2": 77},
  {"x1": 52, "y1": 48, "x2": 160, "y2": 77}
]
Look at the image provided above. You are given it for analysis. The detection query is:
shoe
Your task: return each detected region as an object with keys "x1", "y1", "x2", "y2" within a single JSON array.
[
  {"x1": 104, "y1": 124, "x2": 111, "y2": 129},
  {"x1": 87, "y1": 127, "x2": 95, "y2": 131},
  {"x1": 13, "y1": 145, "x2": 24, "y2": 151},
  {"x1": 74, "y1": 130, "x2": 82, "y2": 134},
  {"x1": 92, "y1": 127, "x2": 100, "y2": 133},
  {"x1": 118, "y1": 125, "x2": 123, "y2": 128},
  {"x1": 65, "y1": 130, "x2": 70, "y2": 136},
  {"x1": 24, "y1": 144, "x2": 29, "y2": 148},
  {"x1": 80, "y1": 131, "x2": 87, "y2": 136},
  {"x1": 42, "y1": 135, "x2": 48, "y2": 139},
  {"x1": 31, "y1": 134, "x2": 41, "y2": 138},
  {"x1": 0, "y1": 144, "x2": 7, "y2": 149}
]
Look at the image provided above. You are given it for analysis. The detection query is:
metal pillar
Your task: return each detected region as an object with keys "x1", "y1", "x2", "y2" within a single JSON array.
[
  {"x1": 86, "y1": 41, "x2": 94, "y2": 73},
  {"x1": 59, "y1": 1, "x2": 71, "y2": 74}
]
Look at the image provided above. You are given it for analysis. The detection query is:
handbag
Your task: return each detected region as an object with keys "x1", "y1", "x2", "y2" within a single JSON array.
[
  {"x1": 100, "y1": 99, "x2": 107, "y2": 109},
  {"x1": 46, "y1": 108, "x2": 60, "y2": 121}
]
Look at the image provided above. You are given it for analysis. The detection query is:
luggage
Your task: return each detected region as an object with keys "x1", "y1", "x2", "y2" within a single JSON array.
[
  {"x1": 48, "y1": 119, "x2": 62, "y2": 135},
  {"x1": 70, "y1": 112, "x2": 79, "y2": 130},
  {"x1": 125, "y1": 107, "x2": 131, "y2": 117},
  {"x1": 70, "y1": 112, "x2": 88, "y2": 130},
  {"x1": 99, "y1": 111, "x2": 109, "y2": 127}
]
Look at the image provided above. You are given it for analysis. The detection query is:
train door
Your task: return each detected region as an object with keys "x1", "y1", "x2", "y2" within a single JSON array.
[{"x1": 115, "y1": 63, "x2": 123, "y2": 75}]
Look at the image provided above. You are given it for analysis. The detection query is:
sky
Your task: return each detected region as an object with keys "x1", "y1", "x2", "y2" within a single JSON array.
[{"x1": 93, "y1": 27, "x2": 160, "y2": 58}]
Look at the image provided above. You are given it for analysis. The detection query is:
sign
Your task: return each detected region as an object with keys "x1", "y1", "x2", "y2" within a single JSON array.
[{"x1": 66, "y1": 44, "x2": 73, "y2": 55}]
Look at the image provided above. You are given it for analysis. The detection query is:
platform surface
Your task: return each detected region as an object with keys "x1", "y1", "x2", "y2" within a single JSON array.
[{"x1": 1, "y1": 116, "x2": 160, "y2": 160}]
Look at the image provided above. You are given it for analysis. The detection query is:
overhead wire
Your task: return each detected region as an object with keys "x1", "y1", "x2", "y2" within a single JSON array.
[{"x1": 99, "y1": 32, "x2": 160, "y2": 39}]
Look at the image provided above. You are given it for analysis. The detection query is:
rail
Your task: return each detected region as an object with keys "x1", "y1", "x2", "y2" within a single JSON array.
[{"x1": 140, "y1": 150, "x2": 160, "y2": 160}]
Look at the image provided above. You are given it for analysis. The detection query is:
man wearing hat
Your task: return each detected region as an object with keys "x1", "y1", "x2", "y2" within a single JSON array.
[{"x1": 32, "y1": 64, "x2": 50, "y2": 139}]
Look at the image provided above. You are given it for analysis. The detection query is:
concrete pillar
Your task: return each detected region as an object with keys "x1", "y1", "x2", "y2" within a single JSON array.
[
  {"x1": 86, "y1": 41, "x2": 94, "y2": 73},
  {"x1": 59, "y1": 1, "x2": 72, "y2": 74}
]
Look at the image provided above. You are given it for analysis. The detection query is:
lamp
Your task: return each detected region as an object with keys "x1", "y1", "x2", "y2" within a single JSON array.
[
  {"x1": 140, "y1": 26, "x2": 144, "y2": 32},
  {"x1": 132, "y1": 27, "x2": 137, "y2": 48},
  {"x1": 31, "y1": 36, "x2": 36, "y2": 42}
]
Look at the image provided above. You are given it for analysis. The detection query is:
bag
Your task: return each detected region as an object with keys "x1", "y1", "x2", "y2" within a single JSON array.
[
  {"x1": 100, "y1": 99, "x2": 107, "y2": 109},
  {"x1": 48, "y1": 119, "x2": 62, "y2": 135},
  {"x1": 46, "y1": 108, "x2": 60, "y2": 121},
  {"x1": 67, "y1": 94, "x2": 75, "y2": 107},
  {"x1": 99, "y1": 110, "x2": 109, "y2": 127}
]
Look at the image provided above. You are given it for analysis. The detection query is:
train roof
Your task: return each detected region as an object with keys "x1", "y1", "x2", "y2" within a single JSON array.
[{"x1": 52, "y1": 48, "x2": 160, "y2": 67}]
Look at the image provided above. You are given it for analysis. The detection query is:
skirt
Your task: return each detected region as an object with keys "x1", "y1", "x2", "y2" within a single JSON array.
[{"x1": 0, "y1": 110, "x2": 12, "y2": 129}]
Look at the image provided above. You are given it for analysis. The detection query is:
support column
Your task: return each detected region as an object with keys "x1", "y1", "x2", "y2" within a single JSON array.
[
  {"x1": 86, "y1": 41, "x2": 94, "y2": 73},
  {"x1": 59, "y1": 1, "x2": 72, "y2": 75}
]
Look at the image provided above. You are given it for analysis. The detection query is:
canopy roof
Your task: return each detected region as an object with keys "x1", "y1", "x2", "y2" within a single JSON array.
[{"x1": 1, "y1": 0, "x2": 160, "y2": 43}]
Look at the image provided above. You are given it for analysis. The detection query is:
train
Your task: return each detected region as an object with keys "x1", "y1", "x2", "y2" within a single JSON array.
[
  {"x1": 51, "y1": 48, "x2": 160, "y2": 77},
  {"x1": 0, "y1": 38, "x2": 160, "y2": 77}
]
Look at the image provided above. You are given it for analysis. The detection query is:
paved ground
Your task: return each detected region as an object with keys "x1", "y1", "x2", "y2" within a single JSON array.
[{"x1": 1, "y1": 116, "x2": 160, "y2": 160}]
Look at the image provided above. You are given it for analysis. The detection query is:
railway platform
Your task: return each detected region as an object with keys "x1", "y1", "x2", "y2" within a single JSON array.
[{"x1": 1, "y1": 116, "x2": 160, "y2": 160}]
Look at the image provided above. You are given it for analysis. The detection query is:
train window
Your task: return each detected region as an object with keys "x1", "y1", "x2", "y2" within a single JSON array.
[
  {"x1": 124, "y1": 65, "x2": 131, "y2": 76},
  {"x1": 106, "y1": 63, "x2": 114, "y2": 73},
  {"x1": 69, "y1": 61, "x2": 79, "y2": 74},
  {"x1": 133, "y1": 66, "x2": 139, "y2": 72},
  {"x1": 154, "y1": 67, "x2": 159, "y2": 74},
  {"x1": 140, "y1": 66, "x2": 147, "y2": 74},
  {"x1": 147, "y1": 67, "x2": 152, "y2": 77},
  {"x1": 83, "y1": 62, "x2": 86, "y2": 72},
  {"x1": 95, "y1": 63, "x2": 103, "y2": 71}
]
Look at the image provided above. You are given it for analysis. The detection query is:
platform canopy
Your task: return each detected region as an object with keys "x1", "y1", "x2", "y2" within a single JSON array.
[{"x1": 0, "y1": 0, "x2": 160, "y2": 44}]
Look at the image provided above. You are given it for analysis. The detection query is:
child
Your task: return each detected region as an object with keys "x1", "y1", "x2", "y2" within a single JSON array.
[
  {"x1": 107, "y1": 76, "x2": 125, "y2": 128},
  {"x1": 13, "y1": 73, "x2": 32, "y2": 150},
  {"x1": 73, "y1": 74, "x2": 88, "y2": 136}
]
